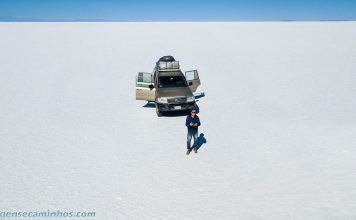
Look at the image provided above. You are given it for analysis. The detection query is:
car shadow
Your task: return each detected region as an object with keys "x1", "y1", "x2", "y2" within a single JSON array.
[
  {"x1": 194, "y1": 92, "x2": 205, "y2": 99},
  {"x1": 164, "y1": 111, "x2": 189, "y2": 117},
  {"x1": 142, "y1": 101, "x2": 155, "y2": 108},
  {"x1": 196, "y1": 133, "x2": 207, "y2": 150}
]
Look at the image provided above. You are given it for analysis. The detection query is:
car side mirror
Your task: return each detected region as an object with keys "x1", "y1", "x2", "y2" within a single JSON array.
[
  {"x1": 149, "y1": 84, "x2": 154, "y2": 90},
  {"x1": 188, "y1": 82, "x2": 193, "y2": 86}
]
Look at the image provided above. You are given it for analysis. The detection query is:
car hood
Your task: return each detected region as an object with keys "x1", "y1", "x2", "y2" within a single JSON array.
[{"x1": 156, "y1": 86, "x2": 193, "y2": 98}]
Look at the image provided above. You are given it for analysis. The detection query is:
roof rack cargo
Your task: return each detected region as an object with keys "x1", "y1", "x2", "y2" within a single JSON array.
[
  {"x1": 155, "y1": 55, "x2": 180, "y2": 71},
  {"x1": 157, "y1": 60, "x2": 180, "y2": 71},
  {"x1": 158, "y1": 55, "x2": 175, "y2": 62}
]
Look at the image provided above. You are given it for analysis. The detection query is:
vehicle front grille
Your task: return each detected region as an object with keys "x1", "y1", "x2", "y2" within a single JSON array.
[{"x1": 167, "y1": 97, "x2": 187, "y2": 104}]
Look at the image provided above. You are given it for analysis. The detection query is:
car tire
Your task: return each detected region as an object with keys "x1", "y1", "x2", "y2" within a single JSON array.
[{"x1": 156, "y1": 105, "x2": 162, "y2": 117}]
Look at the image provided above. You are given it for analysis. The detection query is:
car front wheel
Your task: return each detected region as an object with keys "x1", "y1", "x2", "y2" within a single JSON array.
[{"x1": 156, "y1": 104, "x2": 162, "y2": 117}]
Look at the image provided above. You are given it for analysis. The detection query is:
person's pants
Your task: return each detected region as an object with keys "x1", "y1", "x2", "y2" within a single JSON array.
[{"x1": 187, "y1": 130, "x2": 198, "y2": 149}]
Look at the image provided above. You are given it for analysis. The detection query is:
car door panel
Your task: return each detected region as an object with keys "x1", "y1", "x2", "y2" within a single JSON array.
[
  {"x1": 136, "y1": 72, "x2": 155, "y2": 101},
  {"x1": 185, "y1": 70, "x2": 201, "y2": 93}
]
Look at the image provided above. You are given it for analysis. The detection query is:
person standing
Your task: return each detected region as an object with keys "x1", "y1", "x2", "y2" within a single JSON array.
[{"x1": 185, "y1": 109, "x2": 201, "y2": 155}]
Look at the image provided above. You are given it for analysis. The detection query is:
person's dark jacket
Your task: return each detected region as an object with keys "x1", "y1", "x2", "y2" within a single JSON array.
[{"x1": 185, "y1": 115, "x2": 201, "y2": 131}]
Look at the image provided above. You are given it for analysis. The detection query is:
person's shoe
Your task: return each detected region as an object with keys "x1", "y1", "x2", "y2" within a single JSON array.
[
  {"x1": 193, "y1": 148, "x2": 198, "y2": 153},
  {"x1": 186, "y1": 149, "x2": 192, "y2": 155}
]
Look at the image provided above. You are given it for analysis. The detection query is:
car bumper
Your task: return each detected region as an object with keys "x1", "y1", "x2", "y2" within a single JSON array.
[{"x1": 157, "y1": 102, "x2": 195, "y2": 112}]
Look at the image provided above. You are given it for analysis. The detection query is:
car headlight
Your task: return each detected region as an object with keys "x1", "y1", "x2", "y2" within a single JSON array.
[
  {"x1": 187, "y1": 96, "x2": 195, "y2": 102},
  {"x1": 157, "y1": 98, "x2": 168, "y2": 103}
]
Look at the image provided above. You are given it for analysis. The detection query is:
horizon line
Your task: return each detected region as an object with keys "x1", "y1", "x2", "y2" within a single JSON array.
[
  {"x1": 0, "y1": 16, "x2": 355, "y2": 22},
  {"x1": 1, "y1": 19, "x2": 355, "y2": 22}
]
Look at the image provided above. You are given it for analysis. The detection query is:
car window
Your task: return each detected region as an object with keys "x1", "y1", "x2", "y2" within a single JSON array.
[
  {"x1": 158, "y1": 76, "x2": 188, "y2": 88},
  {"x1": 185, "y1": 71, "x2": 196, "y2": 81},
  {"x1": 137, "y1": 72, "x2": 153, "y2": 88},
  {"x1": 138, "y1": 72, "x2": 152, "y2": 83}
]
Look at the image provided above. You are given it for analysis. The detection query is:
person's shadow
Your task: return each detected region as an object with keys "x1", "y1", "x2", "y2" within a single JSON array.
[{"x1": 196, "y1": 133, "x2": 207, "y2": 150}]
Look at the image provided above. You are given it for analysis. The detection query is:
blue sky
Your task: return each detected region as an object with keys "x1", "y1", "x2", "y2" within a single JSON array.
[{"x1": 1, "y1": 0, "x2": 356, "y2": 21}]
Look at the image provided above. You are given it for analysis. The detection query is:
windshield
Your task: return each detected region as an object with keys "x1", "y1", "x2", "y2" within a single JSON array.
[{"x1": 158, "y1": 75, "x2": 188, "y2": 88}]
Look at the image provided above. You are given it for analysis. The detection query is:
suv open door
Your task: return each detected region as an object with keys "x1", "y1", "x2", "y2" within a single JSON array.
[
  {"x1": 136, "y1": 72, "x2": 155, "y2": 101},
  {"x1": 185, "y1": 70, "x2": 201, "y2": 93}
]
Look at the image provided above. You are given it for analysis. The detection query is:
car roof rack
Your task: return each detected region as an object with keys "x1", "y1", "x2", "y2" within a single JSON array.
[{"x1": 156, "y1": 60, "x2": 180, "y2": 71}]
